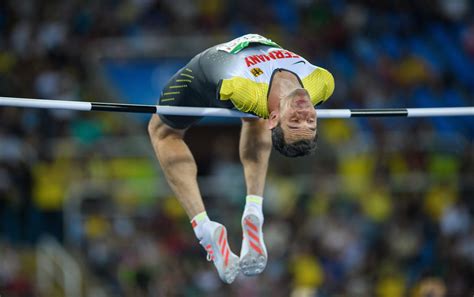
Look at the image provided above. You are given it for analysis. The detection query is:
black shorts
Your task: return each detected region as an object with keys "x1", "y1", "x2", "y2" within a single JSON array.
[
  {"x1": 157, "y1": 53, "x2": 207, "y2": 129},
  {"x1": 157, "y1": 47, "x2": 235, "y2": 129}
]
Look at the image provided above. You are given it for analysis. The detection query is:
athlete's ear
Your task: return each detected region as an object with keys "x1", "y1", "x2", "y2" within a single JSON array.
[{"x1": 267, "y1": 110, "x2": 279, "y2": 130}]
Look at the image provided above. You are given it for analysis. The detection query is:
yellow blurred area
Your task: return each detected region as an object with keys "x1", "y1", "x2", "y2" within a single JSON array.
[
  {"x1": 375, "y1": 274, "x2": 406, "y2": 297},
  {"x1": 388, "y1": 153, "x2": 409, "y2": 176},
  {"x1": 199, "y1": 0, "x2": 222, "y2": 17},
  {"x1": 428, "y1": 154, "x2": 460, "y2": 183},
  {"x1": 321, "y1": 119, "x2": 354, "y2": 145},
  {"x1": 116, "y1": 1, "x2": 140, "y2": 23},
  {"x1": 308, "y1": 192, "x2": 330, "y2": 216},
  {"x1": 394, "y1": 55, "x2": 431, "y2": 86},
  {"x1": 0, "y1": 51, "x2": 16, "y2": 73},
  {"x1": 339, "y1": 153, "x2": 375, "y2": 197},
  {"x1": 108, "y1": 158, "x2": 156, "y2": 179},
  {"x1": 34, "y1": 159, "x2": 73, "y2": 210},
  {"x1": 291, "y1": 254, "x2": 324, "y2": 289},
  {"x1": 424, "y1": 184, "x2": 457, "y2": 221},
  {"x1": 163, "y1": 195, "x2": 187, "y2": 219},
  {"x1": 84, "y1": 215, "x2": 110, "y2": 239},
  {"x1": 360, "y1": 186, "x2": 393, "y2": 222},
  {"x1": 34, "y1": 157, "x2": 159, "y2": 211},
  {"x1": 267, "y1": 175, "x2": 299, "y2": 217}
]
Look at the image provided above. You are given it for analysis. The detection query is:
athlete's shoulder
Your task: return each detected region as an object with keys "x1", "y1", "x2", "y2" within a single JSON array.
[{"x1": 302, "y1": 66, "x2": 335, "y2": 106}]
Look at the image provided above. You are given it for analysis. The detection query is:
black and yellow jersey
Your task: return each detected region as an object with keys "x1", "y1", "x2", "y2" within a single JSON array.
[{"x1": 158, "y1": 34, "x2": 335, "y2": 129}]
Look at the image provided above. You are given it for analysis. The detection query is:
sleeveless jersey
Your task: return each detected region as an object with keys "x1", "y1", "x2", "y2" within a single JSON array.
[{"x1": 158, "y1": 34, "x2": 335, "y2": 129}]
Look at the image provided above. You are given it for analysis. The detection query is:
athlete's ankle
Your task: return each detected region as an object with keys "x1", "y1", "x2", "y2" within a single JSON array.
[
  {"x1": 191, "y1": 211, "x2": 211, "y2": 240},
  {"x1": 243, "y1": 195, "x2": 264, "y2": 218}
]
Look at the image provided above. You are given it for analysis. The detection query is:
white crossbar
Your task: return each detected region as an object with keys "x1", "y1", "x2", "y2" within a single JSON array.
[{"x1": 0, "y1": 96, "x2": 473, "y2": 118}]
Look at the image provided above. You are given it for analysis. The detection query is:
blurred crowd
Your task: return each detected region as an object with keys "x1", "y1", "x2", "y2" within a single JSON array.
[{"x1": 1, "y1": 0, "x2": 473, "y2": 296}]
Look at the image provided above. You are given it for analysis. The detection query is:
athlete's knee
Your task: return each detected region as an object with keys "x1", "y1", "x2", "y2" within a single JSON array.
[
  {"x1": 148, "y1": 115, "x2": 184, "y2": 140},
  {"x1": 148, "y1": 115, "x2": 161, "y2": 136}
]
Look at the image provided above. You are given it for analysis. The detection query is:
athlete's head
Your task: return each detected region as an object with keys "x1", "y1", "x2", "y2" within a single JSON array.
[{"x1": 268, "y1": 88, "x2": 318, "y2": 157}]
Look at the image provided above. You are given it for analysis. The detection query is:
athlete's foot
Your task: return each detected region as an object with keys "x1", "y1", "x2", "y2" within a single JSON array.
[
  {"x1": 199, "y1": 221, "x2": 240, "y2": 284},
  {"x1": 240, "y1": 209, "x2": 267, "y2": 276}
]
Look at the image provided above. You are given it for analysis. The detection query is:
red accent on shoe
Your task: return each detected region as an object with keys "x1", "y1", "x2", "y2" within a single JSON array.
[
  {"x1": 249, "y1": 240, "x2": 263, "y2": 255},
  {"x1": 219, "y1": 228, "x2": 225, "y2": 245},
  {"x1": 246, "y1": 228, "x2": 260, "y2": 243},
  {"x1": 224, "y1": 247, "x2": 230, "y2": 266},
  {"x1": 245, "y1": 219, "x2": 258, "y2": 233},
  {"x1": 220, "y1": 238, "x2": 227, "y2": 255}
]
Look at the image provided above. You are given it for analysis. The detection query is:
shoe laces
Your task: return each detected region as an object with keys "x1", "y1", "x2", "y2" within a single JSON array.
[{"x1": 205, "y1": 244, "x2": 215, "y2": 262}]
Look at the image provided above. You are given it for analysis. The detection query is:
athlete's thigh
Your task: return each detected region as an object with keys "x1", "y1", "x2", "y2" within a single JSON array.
[{"x1": 157, "y1": 57, "x2": 205, "y2": 129}]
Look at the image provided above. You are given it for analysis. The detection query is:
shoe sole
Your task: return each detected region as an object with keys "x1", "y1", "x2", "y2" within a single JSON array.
[
  {"x1": 213, "y1": 226, "x2": 240, "y2": 284},
  {"x1": 240, "y1": 214, "x2": 267, "y2": 276}
]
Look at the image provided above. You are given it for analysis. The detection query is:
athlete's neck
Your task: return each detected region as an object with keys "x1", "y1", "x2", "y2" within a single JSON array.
[{"x1": 267, "y1": 70, "x2": 302, "y2": 113}]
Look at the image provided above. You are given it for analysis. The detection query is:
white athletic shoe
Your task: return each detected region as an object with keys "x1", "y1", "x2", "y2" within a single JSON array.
[
  {"x1": 199, "y1": 221, "x2": 240, "y2": 284},
  {"x1": 240, "y1": 210, "x2": 267, "y2": 276}
]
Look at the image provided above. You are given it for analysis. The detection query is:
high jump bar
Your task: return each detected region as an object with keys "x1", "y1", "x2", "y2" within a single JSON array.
[{"x1": 0, "y1": 96, "x2": 473, "y2": 118}]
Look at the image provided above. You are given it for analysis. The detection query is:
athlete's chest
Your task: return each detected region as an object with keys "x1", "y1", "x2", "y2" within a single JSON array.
[{"x1": 224, "y1": 47, "x2": 314, "y2": 83}]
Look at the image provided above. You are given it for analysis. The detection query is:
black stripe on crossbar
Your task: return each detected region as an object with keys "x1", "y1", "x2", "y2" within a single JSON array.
[
  {"x1": 91, "y1": 102, "x2": 156, "y2": 113},
  {"x1": 350, "y1": 108, "x2": 408, "y2": 117}
]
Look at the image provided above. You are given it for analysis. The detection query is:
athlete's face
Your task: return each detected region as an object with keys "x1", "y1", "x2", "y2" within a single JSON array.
[{"x1": 269, "y1": 88, "x2": 317, "y2": 143}]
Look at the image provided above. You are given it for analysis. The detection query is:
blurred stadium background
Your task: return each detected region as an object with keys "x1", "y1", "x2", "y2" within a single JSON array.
[{"x1": 0, "y1": 0, "x2": 473, "y2": 296}]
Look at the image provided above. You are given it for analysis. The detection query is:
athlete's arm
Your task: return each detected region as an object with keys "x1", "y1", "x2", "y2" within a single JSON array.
[
  {"x1": 148, "y1": 114, "x2": 205, "y2": 218},
  {"x1": 239, "y1": 117, "x2": 272, "y2": 196}
]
